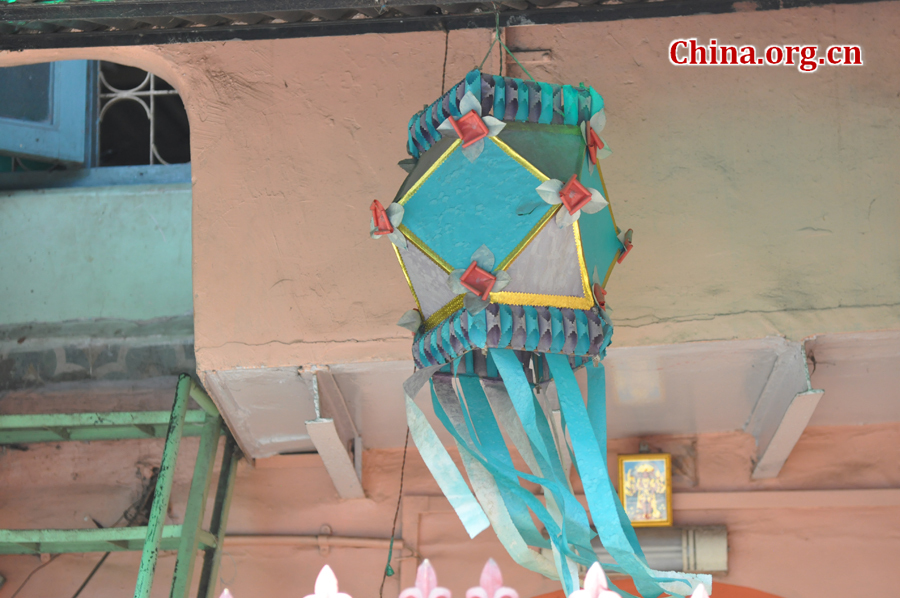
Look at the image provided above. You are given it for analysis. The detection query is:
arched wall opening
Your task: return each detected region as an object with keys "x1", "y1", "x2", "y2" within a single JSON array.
[
  {"x1": 0, "y1": 56, "x2": 195, "y2": 386},
  {"x1": 0, "y1": 54, "x2": 201, "y2": 597}
]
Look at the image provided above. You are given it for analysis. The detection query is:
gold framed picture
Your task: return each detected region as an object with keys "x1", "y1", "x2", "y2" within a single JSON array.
[{"x1": 618, "y1": 453, "x2": 673, "y2": 527}]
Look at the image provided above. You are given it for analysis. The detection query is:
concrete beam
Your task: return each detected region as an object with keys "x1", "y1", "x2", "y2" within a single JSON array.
[{"x1": 745, "y1": 342, "x2": 824, "y2": 479}]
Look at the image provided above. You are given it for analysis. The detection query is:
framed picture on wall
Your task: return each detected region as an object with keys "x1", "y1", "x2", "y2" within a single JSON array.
[{"x1": 618, "y1": 453, "x2": 673, "y2": 527}]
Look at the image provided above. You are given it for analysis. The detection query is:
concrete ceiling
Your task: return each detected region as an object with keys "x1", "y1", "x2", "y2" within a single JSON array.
[{"x1": 203, "y1": 329, "x2": 900, "y2": 459}]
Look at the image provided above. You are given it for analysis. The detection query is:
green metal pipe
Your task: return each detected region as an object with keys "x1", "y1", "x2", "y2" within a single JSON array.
[
  {"x1": 169, "y1": 414, "x2": 221, "y2": 598},
  {"x1": 198, "y1": 433, "x2": 239, "y2": 598},
  {"x1": 133, "y1": 374, "x2": 192, "y2": 598}
]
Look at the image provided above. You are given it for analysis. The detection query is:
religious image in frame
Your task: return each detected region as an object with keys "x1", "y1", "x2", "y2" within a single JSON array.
[{"x1": 618, "y1": 453, "x2": 673, "y2": 527}]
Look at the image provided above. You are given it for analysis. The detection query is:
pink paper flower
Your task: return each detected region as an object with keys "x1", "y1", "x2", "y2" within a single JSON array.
[
  {"x1": 567, "y1": 563, "x2": 618, "y2": 598},
  {"x1": 399, "y1": 559, "x2": 452, "y2": 598},
  {"x1": 465, "y1": 559, "x2": 518, "y2": 598},
  {"x1": 303, "y1": 565, "x2": 352, "y2": 598}
]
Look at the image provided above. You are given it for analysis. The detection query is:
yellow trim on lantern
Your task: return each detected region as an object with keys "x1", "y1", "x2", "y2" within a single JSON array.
[
  {"x1": 594, "y1": 161, "x2": 627, "y2": 281},
  {"x1": 392, "y1": 243, "x2": 423, "y2": 315},
  {"x1": 491, "y1": 220, "x2": 595, "y2": 310},
  {"x1": 595, "y1": 162, "x2": 618, "y2": 232},
  {"x1": 495, "y1": 204, "x2": 559, "y2": 272},
  {"x1": 489, "y1": 137, "x2": 550, "y2": 183},
  {"x1": 398, "y1": 225, "x2": 454, "y2": 273},
  {"x1": 398, "y1": 136, "x2": 553, "y2": 274},
  {"x1": 398, "y1": 139, "x2": 461, "y2": 207},
  {"x1": 423, "y1": 295, "x2": 464, "y2": 331},
  {"x1": 398, "y1": 136, "x2": 609, "y2": 331}
]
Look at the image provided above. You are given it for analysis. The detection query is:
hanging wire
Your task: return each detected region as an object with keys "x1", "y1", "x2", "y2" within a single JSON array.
[{"x1": 379, "y1": 427, "x2": 411, "y2": 598}]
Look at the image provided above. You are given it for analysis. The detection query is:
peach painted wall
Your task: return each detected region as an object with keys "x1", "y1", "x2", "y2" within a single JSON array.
[
  {"x1": 0, "y1": 421, "x2": 897, "y2": 598},
  {"x1": 1, "y1": 2, "x2": 898, "y2": 597},
  {"x1": 2, "y1": 1, "x2": 898, "y2": 372}
]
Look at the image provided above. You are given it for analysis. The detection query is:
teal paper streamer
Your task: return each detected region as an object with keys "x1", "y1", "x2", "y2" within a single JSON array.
[
  {"x1": 489, "y1": 350, "x2": 597, "y2": 557},
  {"x1": 546, "y1": 354, "x2": 702, "y2": 598},
  {"x1": 456, "y1": 376, "x2": 549, "y2": 548},
  {"x1": 457, "y1": 448, "x2": 559, "y2": 578},
  {"x1": 563, "y1": 85, "x2": 578, "y2": 125},
  {"x1": 539, "y1": 82, "x2": 554, "y2": 124},
  {"x1": 407, "y1": 395, "x2": 491, "y2": 539},
  {"x1": 486, "y1": 351, "x2": 499, "y2": 379},
  {"x1": 548, "y1": 307, "x2": 565, "y2": 353},
  {"x1": 585, "y1": 363, "x2": 646, "y2": 561},
  {"x1": 493, "y1": 76, "x2": 506, "y2": 118},
  {"x1": 404, "y1": 365, "x2": 490, "y2": 539},
  {"x1": 429, "y1": 380, "x2": 581, "y2": 595}
]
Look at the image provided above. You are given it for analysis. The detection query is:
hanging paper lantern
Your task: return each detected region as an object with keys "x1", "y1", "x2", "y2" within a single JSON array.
[{"x1": 372, "y1": 69, "x2": 709, "y2": 598}]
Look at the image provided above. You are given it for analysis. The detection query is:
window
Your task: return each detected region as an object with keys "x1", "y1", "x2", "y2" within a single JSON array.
[{"x1": 0, "y1": 60, "x2": 190, "y2": 182}]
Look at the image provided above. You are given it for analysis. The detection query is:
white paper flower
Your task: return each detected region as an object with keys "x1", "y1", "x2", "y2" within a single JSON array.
[
  {"x1": 580, "y1": 109, "x2": 612, "y2": 170},
  {"x1": 447, "y1": 245, "x2": 511, "y2": 315},
  {"x1": 535, "y1": 174, "x2": 608, "y2": 228},
  {"x1": 397, "y1": 308, "x2": 424, "y2": 333},
  {"x1": 437, "y1": 92, "x2": 506, "y2": 162}
]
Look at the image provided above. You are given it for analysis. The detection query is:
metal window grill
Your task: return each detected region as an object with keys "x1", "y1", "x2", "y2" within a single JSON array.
[{"x1": 99, "y1": 67, "x2": 181, "y2": 166}]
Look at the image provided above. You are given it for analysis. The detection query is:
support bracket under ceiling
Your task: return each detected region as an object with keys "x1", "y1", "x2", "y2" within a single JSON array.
[
  {"x1": 745, "y1": 341, "x2": 824, "y2": 480},
  {"x1": 305, "y1": 368, "x2": 365, "y2": 499}
]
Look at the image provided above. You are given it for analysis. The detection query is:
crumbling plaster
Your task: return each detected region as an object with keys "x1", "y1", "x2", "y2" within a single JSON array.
[{"x1": 2, "y1": 1, "x2": 898, "y2": 373}]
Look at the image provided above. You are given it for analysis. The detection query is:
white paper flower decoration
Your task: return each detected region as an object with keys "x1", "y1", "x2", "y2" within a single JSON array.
[
  {"x1": 370, "y1": 199, "x2": 407, "y2": 249},
  {"x1": 447, "y1": 245, "x2": 511, "y2": 315},
  {"x1": 437, "y1": 92, "x2": 506, "y2": 162},
  {"x1": 535, "y1": 174, "x2": 608, "y2": 228}
]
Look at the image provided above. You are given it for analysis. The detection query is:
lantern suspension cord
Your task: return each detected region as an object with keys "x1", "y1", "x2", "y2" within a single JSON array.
[{"x1": 478, "y1": 10, "x2": 536, "y2": 83}]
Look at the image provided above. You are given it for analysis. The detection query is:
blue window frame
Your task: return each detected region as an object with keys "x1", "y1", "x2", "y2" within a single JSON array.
[{"x1": 0, "y1": 60, "x2": 96, "y2": 165}]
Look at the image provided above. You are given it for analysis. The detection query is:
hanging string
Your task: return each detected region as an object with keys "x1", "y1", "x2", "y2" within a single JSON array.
[
  {"x1": 379, "y1": 427, "x2": 411, "y2": 598},
  {"x1": 441, "y1": 28, "x2": 450, "y2": 94},
  {"x1": 477, "y1": 10, "x2": 536, "y2": 83},
  {"x1": 477, "y1": 21, "x2": 499, "y2": 71}
]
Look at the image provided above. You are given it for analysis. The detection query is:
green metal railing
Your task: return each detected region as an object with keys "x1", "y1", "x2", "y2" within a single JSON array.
[{"x1": 0, "y1": 373, "x2": 240, "y2": 598}]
